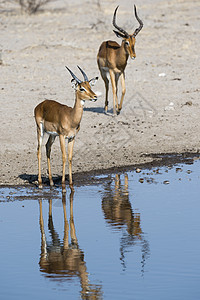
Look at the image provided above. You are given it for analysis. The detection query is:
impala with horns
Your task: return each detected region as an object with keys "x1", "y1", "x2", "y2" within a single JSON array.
[
  {"x1": 34, "y1": 66, "x2": 98, "y2": 190},
  {"x1": 97, "y1": 5, "x2": 143, "y2": 115}
]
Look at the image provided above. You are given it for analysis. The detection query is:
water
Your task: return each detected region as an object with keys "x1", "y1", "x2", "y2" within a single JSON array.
[{"x1": 0, "y1": 159, "x2": 200, "y2": 300}]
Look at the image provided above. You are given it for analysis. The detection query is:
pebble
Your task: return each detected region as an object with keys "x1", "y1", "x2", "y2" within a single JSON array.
[
  {"x1": 185, "y1": 101, "x2": 192, "y2": 106},
  {"x1": 163, "y1": 180, "x2": 170, "y2": 185},
  {"x1": 186, "y1": 170, "x2": 192, "y2": 174},
  {"x1": 164, "y1": 102, "x2": 174, "y2": 111}
]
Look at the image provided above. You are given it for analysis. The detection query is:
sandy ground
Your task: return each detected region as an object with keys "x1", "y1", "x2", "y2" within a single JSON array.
[{"x1": 0, "y1": 0, "x2": 199, "y2": 186}]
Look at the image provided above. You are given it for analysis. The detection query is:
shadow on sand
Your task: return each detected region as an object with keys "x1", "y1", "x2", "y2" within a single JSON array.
[
  {"x1": 19, "y1": 173, "x2": 64, "y2": 186},
  {"x1": 84, "y1": 106, "x2": 114, "y2": 115}
]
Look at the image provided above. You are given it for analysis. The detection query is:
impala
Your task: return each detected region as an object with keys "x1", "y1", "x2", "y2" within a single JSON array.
[
  {"x1": 34, "y1": 66, "x2": 98, "y2": 190},
  {"x1": 97, "y1": 5, "x2": 143, "y2": 115}
]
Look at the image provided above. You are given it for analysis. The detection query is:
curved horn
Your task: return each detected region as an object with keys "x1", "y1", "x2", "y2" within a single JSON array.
[
  {"x1": 77, "y1": 65, "x2": 89, "y2": 82},
  {"x1": 65, "y1": 66, "x2": 82, "y2": 83},
  {"x1": 133, "y1": 5, "x2": 143, "y2": 37},
  {"x1": 113, "y1": 6, "x2": 129, "y2": 38}
]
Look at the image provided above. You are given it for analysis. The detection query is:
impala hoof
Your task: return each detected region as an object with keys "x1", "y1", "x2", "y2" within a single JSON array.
[
  {"x1": 116, "y1": 107, "x2": 121, "y2": 115},
  {"x1": 62, "y1": 187, "x2": 66, "y2": 194},
  {"x1": 69, "y1": 183, "x2": 74, "y2": 191},
  {"x1": 62, "y1": 183, "x2": 66, "y2": 194},
  {"x1": 50, "y1": 181, "x2": 54, "y2": 187},
  {"x1": 69, "y1": 185, "x2": 74, "y2": 193}
]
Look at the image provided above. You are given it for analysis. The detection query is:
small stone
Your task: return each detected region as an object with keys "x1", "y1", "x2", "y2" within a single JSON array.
[
  {"x1": 186, "y1": 170, "x2": 192, "y2": 174},
  {"x1": 164, "y1": 102, "x2": 174, "y2": 111},
  {"x1": 172, "y1": 77, "x2": 181, "y2": 81},
  {"x1": 163, "y1": 180, "x2": 170, "y2": 185}
]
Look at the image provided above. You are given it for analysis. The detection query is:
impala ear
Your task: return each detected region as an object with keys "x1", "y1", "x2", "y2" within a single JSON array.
[
  {"x1": 89, "y1": 76, "x2": 98, "y2": 86},
  {"x1": 113, "y1": 30, "x2": 126, "y2": 39},
  {"x1": 71, "y1": 78, "x2": 78, "y2": 90}
]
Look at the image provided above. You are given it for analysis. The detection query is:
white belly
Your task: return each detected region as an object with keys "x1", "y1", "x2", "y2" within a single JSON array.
[
  {"x1": 45, "y1": 130, "x2": 75, "y2": 140},
  {"x1": 46, "y1": 131, "x2": 59, "y2": 136}
]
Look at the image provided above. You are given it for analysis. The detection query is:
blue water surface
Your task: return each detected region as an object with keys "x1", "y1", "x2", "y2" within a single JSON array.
[{"x1": 0, "y1": 160, "x2": 200, "y2": 300}]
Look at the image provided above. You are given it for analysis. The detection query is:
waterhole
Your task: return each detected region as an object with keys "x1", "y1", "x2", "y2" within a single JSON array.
[{"x1": 0, "y1": 157, "x2": 200, "y2": 299}]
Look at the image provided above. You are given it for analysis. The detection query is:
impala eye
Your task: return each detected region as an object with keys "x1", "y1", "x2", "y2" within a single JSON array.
[
  {"x1": 80, "y1": 87, "x2": 86, "y2": 92},
  {"x1": 125, "y1": 41, "x2": 129, "y2": 46}
]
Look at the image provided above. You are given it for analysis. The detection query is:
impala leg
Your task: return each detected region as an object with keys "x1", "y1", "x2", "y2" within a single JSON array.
[
  {"x1": 37, "y1": 122, "x2": 44, "y2": 188},
  {"x1": 69, "y1": 189, "x2": 78, "y2": 245},
  {"x1": 68, "y1": 138, "x2": 75, "y2": 187},
  {"x1": 100, "y1": 69, "x2": 109, "y2": 113},
  {"x1": 124, "y1": 173, "x2": 128, "y2": 196},
  {"x1": 115, "y1": 174, "x2": 120, "y2": 190},
  {"x1": 115, "y1": 73, "x2": 120, "y2": 111},
  {"x1": 124, "y1": 173, "x2": 128, "y2": 189},
  {"x1": 118, "y1": 72, "x2": 126, "y2": 113},
  {"x1": 109, "y1": 70, "x2": 118, "y2": 115},
  {"x1": 48, "y1": 199, "x2": 53, "y2": 233},
  {"x1": 49, "y1": 198, "x2": 52, "y2": 218},
  {"x1": 114, "y1": 174, "x2": 121, "y2": 202},
  {"x1": 62, "y1": 192, "x2": 69, "y2": 250},
  {"x1": 37, "y1": 143, "x2": 42, "y2": 188},
  {"x1": 39, "y1": 200, "x2": 47, "y2": 258},
  {"x1": 46, "y1": 135, "x2": 56, "y2": 187},
  {"x1": 59, "y1": 135, "x2": 67, "y2": 191}
]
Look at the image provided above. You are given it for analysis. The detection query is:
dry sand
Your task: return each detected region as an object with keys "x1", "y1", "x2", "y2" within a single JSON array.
[{"x1": 0, "y1": 0, "x2": 200, "y2": 186}]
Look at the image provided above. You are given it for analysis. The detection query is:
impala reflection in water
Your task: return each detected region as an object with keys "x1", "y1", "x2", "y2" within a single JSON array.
[
  {"x1": 101, "y1": 174, "x2": 150, "y2": 272},
  {"x1": 39, "y1": 188, "x2": 102, "y2": 299}
]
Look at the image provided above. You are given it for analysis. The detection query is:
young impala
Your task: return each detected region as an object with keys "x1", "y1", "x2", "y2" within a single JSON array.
[
  {"x1": 34, "y1": 66, "x2": 98, "y2": 190},
  {"x1": 97, "y1": 5, "x2": 143, "y2": 115}
]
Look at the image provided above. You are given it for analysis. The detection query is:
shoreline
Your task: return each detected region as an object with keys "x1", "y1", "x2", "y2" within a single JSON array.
[
  {"x1": 0, "y1": 0, "x2": 200, "y2": 187},
  {"x1": 1, "y1": 151, "x2": 199, "y2": 188}
]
